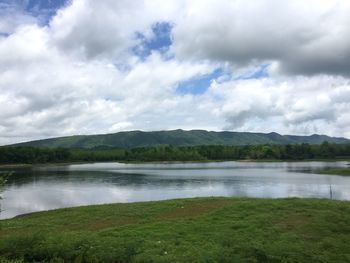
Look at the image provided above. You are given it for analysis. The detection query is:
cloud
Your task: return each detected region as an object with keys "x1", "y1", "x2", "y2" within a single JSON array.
[
  {"x1": 0, "y1": 22, "x2": 212, "y2": 144},
  {"x1": 204, "y1": 75, "x2": 350, "y2": 135},
  {"x1": 49, "y1": 0, "x2": 181, "y2": 59},
  {"x1": 0, "y1": 0, "x2": 350, "y2": 145},
  {"x1": 0, "y1": 1, "x2": 37, "y2": 34},
  {"x1": 171, "y1": 0, "x2": 350, "y2": 77}
]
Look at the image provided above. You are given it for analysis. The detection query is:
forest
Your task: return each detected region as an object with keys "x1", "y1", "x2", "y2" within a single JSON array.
[{"x1": 0, "y1": 141, "x2": 349, "y2": 164}]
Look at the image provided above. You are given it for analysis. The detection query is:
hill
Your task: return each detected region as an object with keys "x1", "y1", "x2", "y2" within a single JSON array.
[{"x1": 8, "y1": 130, "x2": 349, "y2": 149}]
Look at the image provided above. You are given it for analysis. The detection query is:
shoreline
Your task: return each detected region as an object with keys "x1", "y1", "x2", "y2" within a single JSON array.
[
  {"x1": 1, "y1": 195, "x2": 349, "y2": 221},
  {"x1": 1, "y1": 158, "x2": 349, "y2": 169},
  {"x1": 315, "y1": 167, "x2": 350, "y2": 176}
]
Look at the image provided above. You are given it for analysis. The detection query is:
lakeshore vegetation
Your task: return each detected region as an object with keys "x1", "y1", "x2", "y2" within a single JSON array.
[
  {"x1": 1, "y1": 197, "x2": 350, "y2": 262},
  {"x1": 0, "y1": 142, "x2": 350, "y2": 164},
  {"x1": 317, "y1": 167, "x2": 350, "y2": 176}
]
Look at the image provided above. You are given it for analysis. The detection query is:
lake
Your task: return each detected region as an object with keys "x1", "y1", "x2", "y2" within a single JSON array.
[{"x1": 1, "y1": 161, "x2": 350, "y2": 219}]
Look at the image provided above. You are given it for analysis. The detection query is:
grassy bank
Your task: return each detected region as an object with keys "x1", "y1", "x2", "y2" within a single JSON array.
[
  {"x1": 1, "y1": 198, "x2": 350, "y2": 262},
  {"x1": 317, "y1": 167, "x2": 350, "y2": 176}
]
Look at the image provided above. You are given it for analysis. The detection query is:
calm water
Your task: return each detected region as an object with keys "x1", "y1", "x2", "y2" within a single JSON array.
[{"x1": 1, "y1": 161, "x2": 350, "y2": 219}]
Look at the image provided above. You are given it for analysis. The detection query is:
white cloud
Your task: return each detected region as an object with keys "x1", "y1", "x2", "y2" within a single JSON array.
[
  {"x1": 203, "y1": 75, "x2": 350, "y2": 136},
  {"x1": 0, "y1": 23, "x2": 213, "y2": 144},
  {"x1": 172, "y1": 0, "x2": 350, "y2": 76},
  {"x1": 49, "y1": 0, "x2": 181, "y2": 59},
  {"x1": 0, "y1": 0, "x2": 350, "y2": 145}
]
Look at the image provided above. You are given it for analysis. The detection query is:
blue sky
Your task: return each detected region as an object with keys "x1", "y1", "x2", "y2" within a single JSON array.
[
  {"x1": 176, "y1": 68, "x2": 225, "y2": 95},
  {"x1": 176, "y1": 65, "x2": 270, "y2": 95},
  {"x1": 133, "y1": 22, "x2": 173, "y2": 59},
  {"x1": 0, "y1": 0, "x2": 67, "y2": 26}
]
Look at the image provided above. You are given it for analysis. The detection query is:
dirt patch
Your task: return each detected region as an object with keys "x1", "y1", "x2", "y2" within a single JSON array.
[
  {"x1": 276, "y1": 214, "x2": 311, "y2": 230},
  {"x1": 0, "y1": 227, "x2": 32, "y2": 237},
  {"x1": 61, "y1": 217, "x2": 138, "y2": 232},
  {"x1": 157, "y1": 199, "x2": 234, "y2": 220},
  {"x1": 275, "y1": 214, "x2": 320, "y2": 240}
]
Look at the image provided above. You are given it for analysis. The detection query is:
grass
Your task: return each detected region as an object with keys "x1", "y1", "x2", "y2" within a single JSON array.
[
  {"x1": 317, "y1": 167, "x2": 350, "y2": 176},
  {"x1": 1, "y1": 197, "x2": 350, "y2": 262}
]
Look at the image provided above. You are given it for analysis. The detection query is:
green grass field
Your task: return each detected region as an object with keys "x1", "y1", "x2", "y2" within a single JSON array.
[
  {"x1": 317, "y1": 167, "x2": 350, "y2": 176},
  {"x1": 1, "y1": 197, "x2": 350, "y2": 262}
]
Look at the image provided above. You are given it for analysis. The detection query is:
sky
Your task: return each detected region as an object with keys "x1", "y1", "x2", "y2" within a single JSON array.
[{"x1": 0, "y1": 0, "x2": 350, "y2": 144}]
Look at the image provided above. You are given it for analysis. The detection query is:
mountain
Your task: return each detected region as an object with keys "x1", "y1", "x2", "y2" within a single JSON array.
[{"x1": 7, "y1": 130, "x2": 349, "y2": 149}]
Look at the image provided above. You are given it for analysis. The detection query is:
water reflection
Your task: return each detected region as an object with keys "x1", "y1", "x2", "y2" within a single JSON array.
[{"x1": 1, "y1": 161, "x2": 349, "y2": 219}]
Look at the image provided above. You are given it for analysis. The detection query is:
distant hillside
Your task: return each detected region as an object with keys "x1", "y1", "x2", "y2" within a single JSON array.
[{"x1": 7, "y1": 130, "x2": 349, "y2": 149}]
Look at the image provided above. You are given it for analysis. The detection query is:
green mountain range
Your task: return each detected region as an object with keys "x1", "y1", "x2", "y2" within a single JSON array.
[{"x1": 9, "y1": 130, "x2": 349, "y2": 149}]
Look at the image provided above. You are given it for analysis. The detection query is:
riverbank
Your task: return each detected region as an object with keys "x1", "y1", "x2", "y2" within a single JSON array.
[
  {"x1": 1, "y1": 197, "x2": 350, "y2": 262},
  {"x1": 317, "y1": 167, "x2": 350, "y2": 176},
  {"x1": 1, "y1": 158, "x2": 349, "y2": 169}
]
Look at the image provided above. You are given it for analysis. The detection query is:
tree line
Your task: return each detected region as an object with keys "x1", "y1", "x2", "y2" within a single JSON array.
[
  {"x1": 0, "y1": 141, "x2": 349, "y2": 164},
  {"x1": 0, "y1": 147, "x2": 71, "y2": 164}
]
